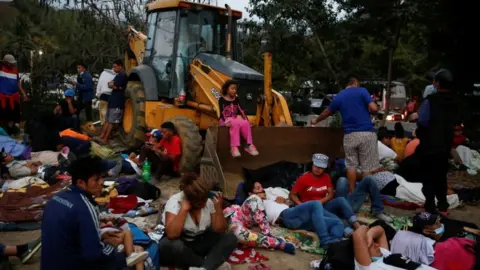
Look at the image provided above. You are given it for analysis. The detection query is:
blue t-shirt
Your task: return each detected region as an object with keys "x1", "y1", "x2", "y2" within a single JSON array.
[
  {"x1": 328, "y1": 87, "x2": 375, "y2": 134},
  {"x1": 108, "y1": 71, "x2": 127, "y2": 109}
]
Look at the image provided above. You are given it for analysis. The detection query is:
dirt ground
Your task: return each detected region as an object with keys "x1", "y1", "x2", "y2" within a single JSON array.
[{"x1": 2, "y1": 175, "x2": 480, "y2": 270}]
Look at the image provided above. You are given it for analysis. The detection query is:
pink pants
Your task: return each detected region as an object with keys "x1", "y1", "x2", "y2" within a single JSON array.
[{"x1": 226, "y1": 117, "x2": 253, "y2": 147}]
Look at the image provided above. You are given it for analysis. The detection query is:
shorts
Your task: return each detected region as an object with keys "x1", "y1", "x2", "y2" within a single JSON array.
[
  {"x1": 343, "y1": 131, "x2": 379, "y2": 172},
  {"x1": 106, "y1": 108, "x2": 123, "y2": 124}
]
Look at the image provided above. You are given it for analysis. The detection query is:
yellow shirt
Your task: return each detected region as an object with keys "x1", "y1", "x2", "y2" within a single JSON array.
[{"x1": 391, "y1": 137, "x2": 409, "y2": 161}]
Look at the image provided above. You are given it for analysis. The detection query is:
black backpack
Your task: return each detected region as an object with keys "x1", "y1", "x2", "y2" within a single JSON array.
[
  {"x1": 319, "y1": 239, "x2": 355, "y2": 270},
  {"x1": 126, "y1": 181, "x2": 162, "y2": 201}
]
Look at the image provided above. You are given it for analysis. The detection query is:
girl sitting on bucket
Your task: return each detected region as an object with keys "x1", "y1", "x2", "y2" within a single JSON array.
[{"x1": 219, "y1": 80, "x2": 259, "y2": 158}]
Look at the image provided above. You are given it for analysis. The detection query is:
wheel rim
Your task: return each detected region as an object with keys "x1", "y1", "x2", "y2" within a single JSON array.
[{"x1": 123, "y1": 99, "x2": 133, "y2": 133}]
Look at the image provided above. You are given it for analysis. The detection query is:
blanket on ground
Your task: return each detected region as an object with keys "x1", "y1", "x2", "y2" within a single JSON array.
[{"x1": 0, "y1": 180, "x2": 69, "y2": 222}]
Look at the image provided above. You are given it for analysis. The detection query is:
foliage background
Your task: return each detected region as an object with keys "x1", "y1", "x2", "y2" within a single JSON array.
[{"x1": 0, "y1": 0, "x2": 478, "y2": 124}]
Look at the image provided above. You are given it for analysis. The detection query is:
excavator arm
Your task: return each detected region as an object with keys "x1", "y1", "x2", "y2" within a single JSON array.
[{"x1": 125, "y1": 26, "x2": 148, "y2": 73}]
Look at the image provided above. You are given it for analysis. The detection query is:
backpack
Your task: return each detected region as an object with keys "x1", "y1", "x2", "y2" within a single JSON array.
[{"x1": 319, "y1": 239, "x2": 355, "y2": 270}]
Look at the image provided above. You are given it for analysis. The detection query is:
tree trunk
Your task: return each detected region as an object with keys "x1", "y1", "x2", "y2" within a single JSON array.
[
  {"x1": 380, "y1": 14, "x2": 404, "y2": 127},
  {"x1": 313, "y1": 32, "x2": 341, "y2": 92}
]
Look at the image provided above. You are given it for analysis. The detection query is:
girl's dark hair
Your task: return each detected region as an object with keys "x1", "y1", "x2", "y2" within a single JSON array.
[
  {"x1": 394, "y1": 122, "x2": 405, "y2": 138},
  {"x1": 221, "y1": 79, "x2": 238, "y2": 96},
  {"x1": 243, "y1": 180, "x2": 255, "y2": 195},
  {"x1": 181, "y1": 173, "x2": 210, "y2": 208}
]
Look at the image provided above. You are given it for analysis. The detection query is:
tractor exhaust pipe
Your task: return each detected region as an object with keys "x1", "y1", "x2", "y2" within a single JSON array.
[{"x1": 225, "y1": 4, "x2": 232, "y2": 59}]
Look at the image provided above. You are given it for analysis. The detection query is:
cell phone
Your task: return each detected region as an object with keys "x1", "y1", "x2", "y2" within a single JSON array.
[{"x1": 208, "y1": 191, "x2": 217, "y2": 198}]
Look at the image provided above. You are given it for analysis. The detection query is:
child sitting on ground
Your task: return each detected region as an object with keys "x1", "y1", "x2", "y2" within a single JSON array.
[
  {"x1": 100, "y1": 217, "x2": 149, "y2": 270},
  {"x1": 219, "y1": 80, "x2": 259, "y2": 158}
]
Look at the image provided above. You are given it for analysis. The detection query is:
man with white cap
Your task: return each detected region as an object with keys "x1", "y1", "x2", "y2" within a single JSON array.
[
  {"x1": 290, "y1": 153, "x2": 362, "y2": 237},
  {"x1": 0, "y1": 54, "x2": 27, "y2": 133}
]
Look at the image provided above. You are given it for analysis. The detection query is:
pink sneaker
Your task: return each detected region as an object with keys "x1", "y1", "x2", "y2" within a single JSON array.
[
  {"x1": 231, "y1": 147, "x2": 241, "y2": 158},
  {"x1": 245, "y1": 144, "x2": 259, "y2": 156}
]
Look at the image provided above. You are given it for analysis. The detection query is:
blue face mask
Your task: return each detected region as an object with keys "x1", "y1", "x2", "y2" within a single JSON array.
[
  {"x1": 434, "y1": 224, "x2": 445, "y2": 235},
  {"x1": 371, "y1": 256, "x2": 383, "y2": 262}
]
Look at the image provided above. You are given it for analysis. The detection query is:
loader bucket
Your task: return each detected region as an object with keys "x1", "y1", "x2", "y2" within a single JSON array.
[{"x1": 200, "y1": 126, "x2": 344, "y2": 199}]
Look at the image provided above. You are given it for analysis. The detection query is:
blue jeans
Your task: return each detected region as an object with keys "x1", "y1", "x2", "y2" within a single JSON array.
[
  {"x1": 336, "y1": 176, "x2": 384, "y2": 214},
  {"x1": 323, "y1": 197, "x2": 358, "y2": 225},
  {"x1": 279, "y1": 201, "x2": 344, "y2": 247}
]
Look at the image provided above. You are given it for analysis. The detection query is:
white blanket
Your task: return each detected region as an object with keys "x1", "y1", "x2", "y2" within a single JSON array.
[
  {"x1": 456, "y1": 145, "x2": 480, "y2": 175},
  {"x1": 395, "y1": 174, "x2": 460, "y2": 209}
]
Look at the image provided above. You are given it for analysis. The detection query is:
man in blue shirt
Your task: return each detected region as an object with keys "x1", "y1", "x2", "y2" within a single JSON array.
[
  {"x1": 98, "y1": 60, "x2": 128, "y2": 144},
  {"x1": 75, "y1": 62, "x2": 94, "y2": 123},
  {"x1": 416, "y1": 69, "x2": 458, "y2": 215},
  {"x1": 312, "y1": 75, "x2": 379, "y2": 192},
  {"x1": 41, "y1": 157, "x2": 124, "y2": 270}
]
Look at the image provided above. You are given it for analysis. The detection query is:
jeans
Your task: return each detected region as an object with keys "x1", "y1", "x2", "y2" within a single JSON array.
[
  {"x1": 323, "y1": 197, "x2": 358, "y2": 224},
  {"x1": 336, "y1": 176, "x2": 384, "y2": 215},
  {"x1": 158, "y1": 231, "x2": 237, "y2": 270},
  {"x1": 280, "y1": 201, "x2": 344, "y2": 247}
]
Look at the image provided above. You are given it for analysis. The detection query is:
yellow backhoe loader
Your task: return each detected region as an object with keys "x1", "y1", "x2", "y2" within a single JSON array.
[{"x1": 120, "y1": 0, "x2": 343, "y2": 197}]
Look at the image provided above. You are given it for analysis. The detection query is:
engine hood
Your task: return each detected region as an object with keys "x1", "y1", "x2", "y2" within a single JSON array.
[{"x1": 195, "y1": 53, "x2": 264, "y2": 81}]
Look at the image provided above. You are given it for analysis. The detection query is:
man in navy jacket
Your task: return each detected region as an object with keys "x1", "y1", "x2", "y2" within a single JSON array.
[
  {"x1": 75, "y1": 62, "x2": 94, "y2": 122},
  {"x1": 41, "y1": 157, "x2": 124, "y2": 270}
]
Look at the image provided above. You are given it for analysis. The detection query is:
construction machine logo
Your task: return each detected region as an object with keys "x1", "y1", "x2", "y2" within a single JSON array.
[{"x1": 211, "y1": 88, "x2": 221, "y2": 99}]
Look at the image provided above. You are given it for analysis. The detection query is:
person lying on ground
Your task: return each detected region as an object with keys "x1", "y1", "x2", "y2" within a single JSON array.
[
  {"x1": 1, "y1": 148, "x2": 41, "y2": 179},
  {"x1": 41, "y1": 157, "x2": 125, "y2": 270},
  {"x1": 243, "y1": 181, "x2": 344, "y2": 248},
  {"x1": 334, "y1": 174, "x2": 393, "y2": 223},
  {"x1": 411, "y1": 211, "x2": 479, "y2": 242},
  {"x1": 98, "y1": 59, "x2": 127, "y2": 145},
  {"x1": 352, "y1": 225, "x2": 435, "y2": 270},
  {"x1": 290, "y1": 153, "x2": 361, "y2": 237},
  {"x1": 223, "y1": 190, "x2": 296, "y2": 254},
  {"x1": 0, "y1": 239, "x2": 41, "y2": 264},
  {"x1": 219, "y1": 80, "x2": 258, "y2": 158},
  {"x1": 53, "y1": 88, "x2": 80, "y2": 130},
  {"x1": 377, "y1": 127, "x2": 400, "y2": 163},
  {"x1": 99, "y1": 217, "x2": 149, "y2": 270},
  {"x1": 131, "y1": 122, "x2": 181, "y2": 180},
  {"x1": 159, "y1": 173, "x2": 236, "y2": 270}
]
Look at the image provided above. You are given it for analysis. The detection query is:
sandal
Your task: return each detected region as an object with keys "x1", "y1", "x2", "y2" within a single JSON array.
[{"x1": 248, "y1": 263, "x2": 272, "y2": 270}]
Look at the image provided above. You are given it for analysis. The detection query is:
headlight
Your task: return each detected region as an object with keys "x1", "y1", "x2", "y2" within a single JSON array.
[{"x1": 386, "y1": 115, "x2": 393, "y2": 121}]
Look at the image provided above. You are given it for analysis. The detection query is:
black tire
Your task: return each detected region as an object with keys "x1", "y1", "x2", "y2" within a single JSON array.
[
  {"x1": 170, "y1": 116, "x2": 203, "y2": 173},
  {"x1": 120, "y1": 81, "x2": 147, "y2": 149}
]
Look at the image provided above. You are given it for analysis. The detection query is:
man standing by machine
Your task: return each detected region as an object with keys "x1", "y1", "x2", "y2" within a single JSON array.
[
  {"x1": 416, "y1": 69, "x2": 459, "y2": 215},
  {"x1": 74, "y1": 62, "x2": 94, "y2": 124},
  {"x1": 98, "y1": 60, "x2": 127, "y2": 144},
  {"x1": 0, "y1": 54, "x2": 27, "y2": 135},
  {"x1": 311, "y1": 75, "x2": 379, "y2": 192}
]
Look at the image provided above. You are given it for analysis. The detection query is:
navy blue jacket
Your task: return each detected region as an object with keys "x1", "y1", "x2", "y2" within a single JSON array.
[
  {"x1": 76, "y1": 71, "x2": 94, "y2": 102},
  {"x1": 41, "y1": 185, "x2": 117, "y2": 270}
]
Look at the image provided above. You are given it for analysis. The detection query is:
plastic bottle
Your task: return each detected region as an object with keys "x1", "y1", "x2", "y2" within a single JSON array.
[{"x1": 142, "y1": 159, "x2": 151, "y2": 182}]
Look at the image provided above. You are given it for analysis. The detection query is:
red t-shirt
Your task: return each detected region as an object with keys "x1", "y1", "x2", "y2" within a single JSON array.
[
  {"x1": 159, "y1": 135, "x2": 182, "y2": 172},
  {"x1": 292, "y1": 172, "x2": 333, "y2": 202}
]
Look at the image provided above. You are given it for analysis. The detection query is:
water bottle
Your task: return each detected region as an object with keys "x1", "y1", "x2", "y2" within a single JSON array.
[{"x1": 142, "y1": 159, "x2": 151, "y2": 182}]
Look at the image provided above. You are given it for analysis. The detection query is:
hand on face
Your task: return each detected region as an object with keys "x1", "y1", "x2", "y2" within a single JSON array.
[{"x1": 180, "y1": 199, "x2": 192, "y2": 212}]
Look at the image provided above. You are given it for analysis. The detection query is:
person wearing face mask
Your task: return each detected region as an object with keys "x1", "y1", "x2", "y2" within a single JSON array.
[
  {"x1": 411, "y1": 211, "x2": 479, "y2": 242},
  {"x1": 352, "y1": 225, "x2": 435, "y2": 270}
]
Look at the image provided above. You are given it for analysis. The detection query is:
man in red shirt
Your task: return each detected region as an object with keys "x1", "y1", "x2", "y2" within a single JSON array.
[
  {"x1": 137, "y1": 121, "x2": 182, "y2": 179},
  {"x1": 290, "y1": 153, "x2": 360, "y2": 236}
]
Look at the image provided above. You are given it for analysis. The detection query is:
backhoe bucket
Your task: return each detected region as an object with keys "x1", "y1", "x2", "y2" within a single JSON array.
[{"x1": 200, "y1": 126, "x2": 344, "y2": 198}]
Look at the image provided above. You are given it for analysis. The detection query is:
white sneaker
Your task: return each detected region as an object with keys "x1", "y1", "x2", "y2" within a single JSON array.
[
  {"x1": 189, "y1": 267, "x2": 206, "y2": 270},
  {"x1": 217, "y1": 262, "x2": 232, "y2": 270},
  {"x1": 126, "y1": 251, "x2": 149, "y2": 266},
  {"x1": 375, "y1": 213, "x2": 393, "y2": 223}
]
